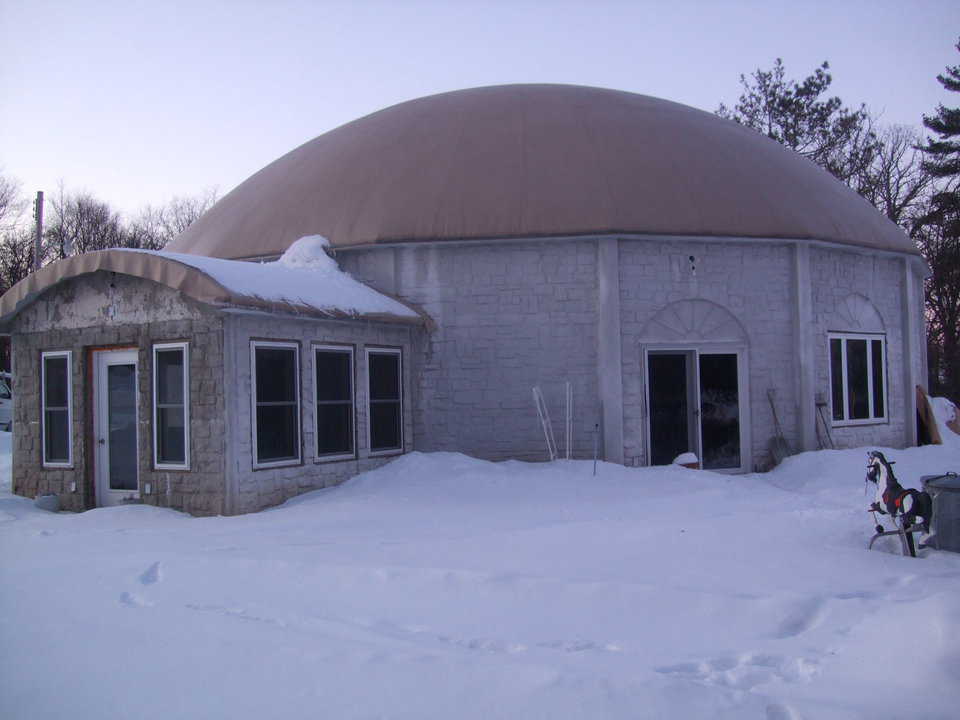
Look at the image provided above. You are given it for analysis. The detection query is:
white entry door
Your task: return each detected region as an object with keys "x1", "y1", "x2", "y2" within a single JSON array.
[{"x1": 94, "y1": 350, "x2": 140, "y2": 506}]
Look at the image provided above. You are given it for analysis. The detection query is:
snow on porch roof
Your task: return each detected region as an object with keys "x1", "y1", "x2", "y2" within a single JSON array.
[{"x1": 0, "y1": 237, "x2": 427, "y2": 326}]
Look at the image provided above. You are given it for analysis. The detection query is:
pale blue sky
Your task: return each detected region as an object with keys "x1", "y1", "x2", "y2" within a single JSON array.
[{"x1": 1, "y1": 0, "x2": 958, "y2": 217}]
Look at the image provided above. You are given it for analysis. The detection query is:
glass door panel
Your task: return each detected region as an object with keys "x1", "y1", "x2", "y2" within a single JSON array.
[
  {"x1": 648, "y1": 353, "x2": 693, "y2": 466},
  {"x1": 698, "y1": 354, "x2": 741, "y2": 470},
  {"x1": 107, "y1": 364, "x2": 138, "y2": 490}
]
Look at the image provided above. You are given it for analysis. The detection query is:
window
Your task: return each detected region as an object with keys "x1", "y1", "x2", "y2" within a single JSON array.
[
  {"x1": 41, "y1": 351, "x2": 72, "y2": 466},
  {"x1": 251, "y1": 341, "x2": 300, "y2": 467},
  {"x1": 830, "y1": 333, "x2": 887, "y2": 425},
  {"x1": 153, "y1": 343, "x2": 189, "y2": 469},
  {"x1": 367, "y1": 348, "x2": 402, "y2": 453},
  {"x1": 314, "y1": 345, "x2": 355, "y2": 460}
]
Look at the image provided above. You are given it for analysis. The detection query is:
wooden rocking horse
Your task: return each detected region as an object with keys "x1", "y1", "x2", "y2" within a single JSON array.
[{"x1": 865, "y1": 450, "x2": 933, "y2": 557}]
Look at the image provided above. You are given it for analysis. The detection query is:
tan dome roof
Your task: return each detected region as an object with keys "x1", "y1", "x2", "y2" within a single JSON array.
[{"x1": 167, "y1": 84, "x2": 917, "y2": 259}]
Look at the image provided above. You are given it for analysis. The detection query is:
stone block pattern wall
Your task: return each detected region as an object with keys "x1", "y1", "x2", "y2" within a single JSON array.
[
  {"x1": 224, "y1": 313, "x2": 421, "y2": 515},
  {"x1": 344, "y1": 239, "x2": 918, "y2": 470},
  {"x1": 342, "y1": 241, "x2": 601, "y2": 462},
  {"x1": 809, "y1": 248, "x2": 909, "y2": 449},
  {"x1": 10, "y1": 273, "x2": 226, "y2": 515},
  {"x1": 618, "y1": 239, "x2": 796, "y2": 470}
]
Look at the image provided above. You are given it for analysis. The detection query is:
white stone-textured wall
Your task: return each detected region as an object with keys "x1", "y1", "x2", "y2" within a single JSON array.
[
  {"x1": 809, "y1": 248, "x2": 912, "y2": 449},
  {"x1": 618, "y1": 239, "x2": 796, "y2": 469},
  {"x1": 343, "y1": 241, "x2": 602, "y2": 462},
  {"x1": 223, "y1": 313, "x2": 420, "y2": 514},
  {"x1": 343, "y1": 238, "x2": 921, "y2": 470}
]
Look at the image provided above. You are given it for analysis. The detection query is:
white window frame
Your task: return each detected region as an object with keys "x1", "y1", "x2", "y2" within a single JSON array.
[
  {"x1": 313, "y1": 344, "x2": 356, "y2": 462},
  {"x1": 366, "y1": 347, "x2": 403, "y2": 456},
  {"x1": 829, "y1": 332, "x2": 888, "y2": 426},
  {"x1": 41, "y1": 350, "x2": 73, "y2": 468},
  {"x1": 153, "y1": 342, "x2": 190, "y2": 470},
  {"x1": 250, "y1": 340, "x2": 301, "y2": 469}
]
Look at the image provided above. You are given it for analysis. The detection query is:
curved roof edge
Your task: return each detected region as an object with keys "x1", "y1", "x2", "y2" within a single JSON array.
[
  {"x1": 167, "y1": 83, "x2": 919, "y2": 259},
  {"x1": 0, "y1": 250, "x2": 428, "y2": 327},
  {"x1": 326, "y1": 230, "x2": 923, "y2": 258}
]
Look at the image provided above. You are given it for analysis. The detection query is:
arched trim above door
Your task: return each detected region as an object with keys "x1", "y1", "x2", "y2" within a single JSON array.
[{"x1": 640, "y1": 299, "x2": 748, "y2": 344}]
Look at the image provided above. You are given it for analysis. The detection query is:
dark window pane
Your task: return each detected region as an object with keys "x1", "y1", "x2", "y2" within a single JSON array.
[
  {"x1": 698, "y1": 354, "x2": 740, "y2": 470},
  {"x1": 108, "y1": 364, "x2": 138, "y2": 490},
  {"x1": 256, "y1": 348, "x2": 297, "y2": 402},
  {"x1": 830, "y1": 339, "x2": 844, "y2": 421},
  {"x1": 648, "y1": 354, "x2": 690, "y2": 465},
  {"x1": 369, "y1": 353, "x2": 400, "y2": 401},
  {"x1": 157, "y1": 349, "x2": 184, "y2": 405},
  {"x1": 257, "y1": 405, "x2": 298, "y2": 461},
  {"x1": 370, "y1": 401, "x2": 401, "y2": 450},
  {"x1": 45, "y1": 357, "x2": 69, "y2": 407},
  {"x1": 847, "y1": 339, "x2": 869, "y2": 420},
  {"x1": 158, "y1": 406, "x2": 186, "y2": 464},
  {"x1": 317, "y1": 403, "x2": 353, "y2": 455},
  {"x1": 316, "y1": 351, "x2": 352, "y2": 402},
  {"x1": 872, "y1": 340, "x2": 884, "y2": 418},
  {"x1": 44, "y1": 409, "x2": 69, "y2": 462}
]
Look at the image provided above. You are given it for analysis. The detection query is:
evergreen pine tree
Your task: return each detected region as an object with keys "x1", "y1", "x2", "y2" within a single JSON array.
[
  {"x1": 918, "y1": 39, "x2": 960, "y2": 402},
  {"x1": 922, "y1": 40, "x2": 960, "y2": 216}
]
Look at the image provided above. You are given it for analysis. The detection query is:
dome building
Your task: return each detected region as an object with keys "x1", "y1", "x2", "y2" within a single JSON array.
[{"x1": 0, "y1": 84, "x2": 927, "y2": 515}]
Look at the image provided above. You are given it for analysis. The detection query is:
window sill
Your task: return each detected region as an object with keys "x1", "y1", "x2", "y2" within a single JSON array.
[
  {"x1": 314, "y1": 453, "x2": 357, "y2": 464},
  {"x1": 252, "y1": 458, "x2": 302, "y2": 471},
  {"x1": 153, "y1": 464, "x2": 191, "y2": 472},
  {"x1": 42, "y1": 462, "x2": 74, "y2": 470},
  {"x1": 368, "y1": 448, "x2": 404, "y2": 458},
  {"x1": 832, "y1": 418, "x2": 889, "y2": 428}
]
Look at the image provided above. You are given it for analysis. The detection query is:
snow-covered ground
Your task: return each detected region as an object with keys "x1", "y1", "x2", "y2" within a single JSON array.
[{"x1": 1, "y1": 424, "x2": 959, "y2": 719}]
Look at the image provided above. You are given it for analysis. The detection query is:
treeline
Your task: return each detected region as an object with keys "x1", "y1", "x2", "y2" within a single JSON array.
[
  {"x1": 718, "y1": 43, "x2": 960, "y2": 403},
  {"x1": 0, "y1": 179, "x2": 217, "y2": 296}
]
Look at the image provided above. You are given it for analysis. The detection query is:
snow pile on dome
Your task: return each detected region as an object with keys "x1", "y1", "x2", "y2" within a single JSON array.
[
  {"x1": 118, "y1": 240, "x2": 420, "y2": 320},
  {"x1": 276, "y1": 235, "x2": 338, "y2": 271}
]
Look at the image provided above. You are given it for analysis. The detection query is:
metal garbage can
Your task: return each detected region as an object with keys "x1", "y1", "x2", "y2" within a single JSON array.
[{"x1": 922, "y1": 473, "x2": 960, "y2": 553}]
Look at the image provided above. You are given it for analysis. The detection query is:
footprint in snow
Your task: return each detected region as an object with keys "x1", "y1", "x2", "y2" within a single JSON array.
[
  {"x1": 139, "y1": 561, "x2": 163, "y2": 585},
  {"x1": 537, "y1": 639, "x2": 621, "y2": 653},
  {"x1": 766, "y1": 702, "x2": 802, "y2": 720},
  {"x1": 777, "y1": 597, "x2": 826, "y2": 638},
  {"x1": 119, "y1": 591, "x2": 153, "y2": 608},
  {"x1": 833, "y1": 590, "x2": 877, "y2": 601},
  {"x1": 656, "y1": 653, "x2": 819, "y2": 690}
]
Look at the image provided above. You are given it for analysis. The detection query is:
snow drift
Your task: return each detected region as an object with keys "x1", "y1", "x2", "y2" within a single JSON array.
[{"x1": 1, "y1": 433, "x2": 958, "y2": 719}]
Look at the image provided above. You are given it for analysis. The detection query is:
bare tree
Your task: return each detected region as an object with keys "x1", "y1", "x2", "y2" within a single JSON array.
[
  {"x1": 0, "y1": 176, "x2": 220, "y2": 293},
  {"x1": 0, "y1": 227, "x2": 36, "y2": 295},
  {"x1": 0, "y1": 172, "x2": 28, "y2": 232},
  {"x1": 0, "y1": 172, "x2": 33, "y2": 295},
  {"x1": 163, "y1": 187, "x2": 218, "y2": 237},
  {"x1": 128, "y1": 187, "x2": 218, "y2": 250},
  {"x1": 854, "y1": 125, "x2": 932, "y2": 228},
  {"x1": 44, "y1": 184, "x2": 125, "y2": 258}
]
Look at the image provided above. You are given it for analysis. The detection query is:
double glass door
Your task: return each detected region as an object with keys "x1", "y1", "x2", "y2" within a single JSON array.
[{"x1": 647, "y1": 349, "x2": 745, "y2": 471}]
